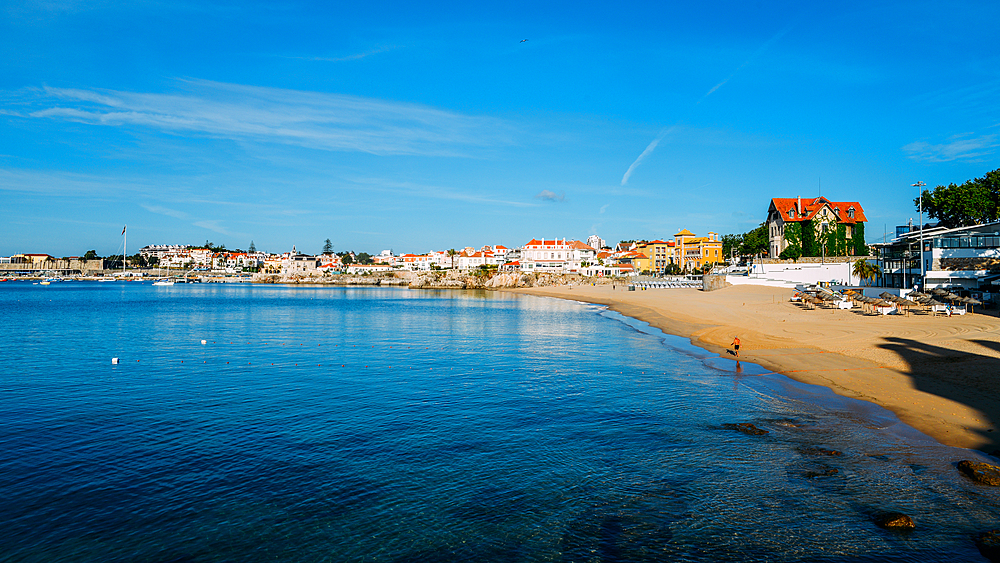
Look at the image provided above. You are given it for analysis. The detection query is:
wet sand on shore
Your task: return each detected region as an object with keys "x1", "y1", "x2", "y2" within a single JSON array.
[{"x1": 512, "y1": 283, "x2": 1000, "y2": 454}]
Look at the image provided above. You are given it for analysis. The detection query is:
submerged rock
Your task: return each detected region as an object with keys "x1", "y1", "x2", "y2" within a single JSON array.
[
  {"x1": 722, "y1": 423, "x2": 768, "y2": 436},
  {"x1": 874, "y1": 512, "x2": 915, "y2": 530},
  {"x1": 799, "y1": 447, "x2": 843, "y2": 457},
  {"x1": 957, "y1": 460, "x2": 1000, "y2": 486},
  {"x1": 977, "y1": 530, "x2": 1000, "y2": 562},
  {"x1": 804, "y1": 468, "x2": 839, "y2": 479}
]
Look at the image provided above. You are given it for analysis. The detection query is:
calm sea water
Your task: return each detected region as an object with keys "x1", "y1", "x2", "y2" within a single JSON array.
[{"x1": 0, "y1": 282, "x2": 998, "y2": 562}]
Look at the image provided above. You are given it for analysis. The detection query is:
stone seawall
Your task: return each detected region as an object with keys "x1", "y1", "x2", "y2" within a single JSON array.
[{"x1": 250, "y1": 270, "x2": 618, "y2": 289}]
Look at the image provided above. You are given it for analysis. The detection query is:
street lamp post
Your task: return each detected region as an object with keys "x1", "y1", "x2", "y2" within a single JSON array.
[{"x1": 913, "y1": 181, "x2": 926, "y2": 288}]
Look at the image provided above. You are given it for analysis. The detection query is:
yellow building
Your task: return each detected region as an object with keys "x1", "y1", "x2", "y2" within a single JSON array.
[
  {"x1": 674, "y1": 230, "x2": 723, "y2": 272},
  {"x1": 634, "y1": 240, "x2": 675, "y2": 273},
  {"x1": 12, "y1": 254, "x2": 54, "y2": 266}
]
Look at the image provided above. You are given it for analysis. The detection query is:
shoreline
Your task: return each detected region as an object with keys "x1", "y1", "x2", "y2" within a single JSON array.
[{"x1": 510, "y1": 283, "x2": 1000, "y2": 455}]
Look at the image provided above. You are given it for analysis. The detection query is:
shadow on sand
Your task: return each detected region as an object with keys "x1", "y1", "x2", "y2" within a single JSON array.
[{"x1": 876, "y1": 336, "x2": 1000, "y2": 456}]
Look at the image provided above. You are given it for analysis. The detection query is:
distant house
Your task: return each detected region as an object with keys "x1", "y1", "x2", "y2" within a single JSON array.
[
  {"x1": 347, "y1": 264, "x2": 391, "y2": 274},
  {"x1": 12, "y1": 254, "x2": 53, "y2": 266},
  {"x1": 633, "y1": 240, "x2": 674, "y2": 273},
  {"x1": 281, "y1": 246, "x2": 318, "y2": 275},
  {"x1": 766, "y1": 197, "x2": 868, "y2": 258},
  {"x1": 674, "y1": 230, "x2": 723, "y2": 272},
  {"x1": 518, "y1": 238, "x2": 597, "y2": 273}
]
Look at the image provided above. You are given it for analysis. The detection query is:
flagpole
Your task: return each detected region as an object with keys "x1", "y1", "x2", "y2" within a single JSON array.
[{"x1": 123, "y1": 225, "x2": 127, "y2": 277}]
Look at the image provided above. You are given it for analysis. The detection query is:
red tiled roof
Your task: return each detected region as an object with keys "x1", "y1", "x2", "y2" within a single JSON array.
[
  {"x1": 770, "y1": 197, "x2": 867, "y2": 224},
  {"x1": 523, "y1": 239, "x2": 568, "y2": 247}
]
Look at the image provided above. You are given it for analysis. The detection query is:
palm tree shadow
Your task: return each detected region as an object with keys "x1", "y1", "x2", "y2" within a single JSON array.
[{"x1": 876, "y1": 336, "x2": 1000, "y2": 455}]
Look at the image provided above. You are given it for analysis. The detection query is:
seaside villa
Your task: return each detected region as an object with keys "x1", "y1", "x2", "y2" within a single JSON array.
[{"x1": 766, "y1": 197, "x2": 868, "y2": 259}]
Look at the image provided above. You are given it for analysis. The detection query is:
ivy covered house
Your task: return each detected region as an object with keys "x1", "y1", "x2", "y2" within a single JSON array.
[{"x1": 766, "y1": 197, "x2": 868, "y2": 259}]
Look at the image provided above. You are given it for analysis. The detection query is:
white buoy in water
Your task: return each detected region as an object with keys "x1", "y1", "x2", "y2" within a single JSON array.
[
  {"x1": 111, "y1": 357, "x2": 119, "y2": 365},
  {"x1": 201, "y1": 340, "x2": 207, "y2": 345}
]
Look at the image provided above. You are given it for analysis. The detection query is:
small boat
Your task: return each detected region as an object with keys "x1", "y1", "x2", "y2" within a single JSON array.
[
  {"x1": 39, "y1": 281, "x2": 51, "y2": 285},
  {"x1": 152, "y1": 279, "x2": 175, "y2": 286}
]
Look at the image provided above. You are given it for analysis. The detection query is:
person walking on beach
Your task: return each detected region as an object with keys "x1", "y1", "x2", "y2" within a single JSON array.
[{"x1": 731, "y1": 336, "x2": 741, "y2": 357}]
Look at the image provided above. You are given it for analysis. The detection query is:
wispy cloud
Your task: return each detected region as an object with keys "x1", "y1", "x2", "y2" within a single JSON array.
[
  {"x1": 289, "y1": 46, "x2": 397, "y2": 62},
  {"x1": 620, "y1": 23, "x2": 794, "y2": 186},
  {"x1": 140, "y1": 204, "x2": 190, "y2": 220},
  {"x1": 353, "y1": 177, "x2": 538, "y2": 208},
  {"x1": 620, "y1": 126, "x2": 673, "y2": 186},
  {"x1": 599, "y1": 203, "x2": 610, "y2": 214},
  {"x1": 193, "y1": 220, "x2": 235, "y2": 236},
  {"x1": 535, "y1": 189, "x2": 566, "y2": 202},
  {"x1": 902, "y1": 133, "x2": 998, "y2": 162},
  {"x1": 14, "y1": 80, "x2": 514, "y2": 156}
]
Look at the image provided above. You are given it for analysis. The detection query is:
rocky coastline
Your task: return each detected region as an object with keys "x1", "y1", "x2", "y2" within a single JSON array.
[{"x1": 251, "y1": 270, "x2": 604, "y2": 289}]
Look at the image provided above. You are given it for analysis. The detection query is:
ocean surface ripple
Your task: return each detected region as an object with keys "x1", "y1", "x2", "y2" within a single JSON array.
[{"x1": 0, "y1": 283, "x2": 997, "y2": 562}]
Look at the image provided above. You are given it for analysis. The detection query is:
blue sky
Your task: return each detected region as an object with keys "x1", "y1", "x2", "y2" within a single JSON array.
[{"x1": 2, "y1": 1, "x2": 998, "y2": 257}]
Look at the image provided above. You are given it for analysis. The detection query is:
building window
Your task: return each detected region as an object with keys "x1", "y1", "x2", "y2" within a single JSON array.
[
  {"x1": 848, "y1": 207, "x2": 855, "y2": 218},
  {"x1": 788, "y1": 208, "x2": 794, "y2": 219}
]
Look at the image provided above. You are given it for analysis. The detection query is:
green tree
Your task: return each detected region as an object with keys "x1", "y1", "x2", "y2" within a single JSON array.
[
  {"x1": 447, "y1": 248, "x2": 457, "y2": 269},
  {"x1": 917, "y1": 167, "x2": 1000, "y2": 228},
  {"x1": 248, "y1": 241, "x2": 256, "y2": 253},
  {"x1": 778, "y1": 245, "x2": 801, "y2": 261},
  {"x1": 779, "y1": 223, "x2": 802, "y2": 260},
  {"x1": 322, "y1": 239, "x2": 334, "y2": 254},
  {"x1": 852, "y1": 259, "x2": 882, "y2": 286},
  {"x1": 739, "y1": 222, "x2": 769, "y2": 257},
  {"x1": 82, "y1": 250, "x2": 99, "y2": 260},
  {"x1": 338, "y1": 252, "x2": 354, "y2": 265},
  {"x1": 356, "y1": 252, "x2": 373, "y2": 265},
  {"x1": 721, "y1": 234, "x2": 743, "y2": 260}
]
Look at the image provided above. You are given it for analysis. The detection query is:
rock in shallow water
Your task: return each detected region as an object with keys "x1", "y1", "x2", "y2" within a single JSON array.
[
  {"x1": 803, "y1": 468, "x2": 839, "y2": 479},
  {"x1": 957, "y1": 460, "x2": 1000, "y2": 486},
  {"x1": 799, "y1": 446, "x2": 843, "y2": 456},
  {"x1": 722, "y1": 422, "x2": 768, "y2": 436},
  {"x1": 874, "y1": 512, "x2": 915, "y2": 530},
  {"x1": 977, "y1": 530, "x2": 1000, "y2": 562}
]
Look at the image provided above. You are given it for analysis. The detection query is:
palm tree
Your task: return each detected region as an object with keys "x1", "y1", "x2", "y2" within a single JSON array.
[
  {"x1": 852, "y1": 259, "x2": 882, "y2": 286},
  {"x1": 852, "y1": 259, "x2": 868, "y2": 286},
  {"x1": 447, "y1": 249, "x2": 457, "y2": 269},
  {"x1": 869, "y1": 262, "x2": 883, "y2": 287}
]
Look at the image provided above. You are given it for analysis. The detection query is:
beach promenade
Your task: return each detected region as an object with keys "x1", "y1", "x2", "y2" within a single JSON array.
[{"x1": 514, "y1": 283, "x2": 1000, "y2": 455}]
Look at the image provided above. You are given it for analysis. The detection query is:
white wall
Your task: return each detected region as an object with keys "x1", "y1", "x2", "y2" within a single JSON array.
[{"x1": 728, "y1": 261, "x2": 853, "y2": 287}]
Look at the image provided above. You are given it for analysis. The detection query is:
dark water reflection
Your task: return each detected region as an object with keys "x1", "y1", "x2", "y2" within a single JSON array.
[{"x1": 0, "y1": 283, "x2": 997, "y2": 562}]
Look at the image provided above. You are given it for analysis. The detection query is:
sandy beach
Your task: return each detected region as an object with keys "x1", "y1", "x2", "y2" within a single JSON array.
[{"x1": 513, "y1": 283, "x2": 1000, "y2": 455}]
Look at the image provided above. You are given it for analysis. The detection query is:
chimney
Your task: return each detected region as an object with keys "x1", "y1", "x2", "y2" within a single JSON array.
[{"x1": 797, "y1": 196, "x2": 801, "y2": 217}]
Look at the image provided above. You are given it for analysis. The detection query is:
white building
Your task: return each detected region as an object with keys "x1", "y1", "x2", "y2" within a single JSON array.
[
  {"x1": 519, "y1": 238, "x2": 597, "y2": 273},
  {"x1": 373, "y1": 250, "x2": 395, "y2": 265},
  {"x1": 888, "y1": 221, "x2": 1000, "y2": 291},
  {"x1": 587, "y1": 235, "x2": 606, "y2": 251},
  {"x1": 139, "y1": 244, "x2": 190, "y2": 262},
  {"x1": 281, "y1": 246, "x2": 318, "y2": 275},
  {"x1": 347, "y1": 264, "x2": 392, "y2": 274}
]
